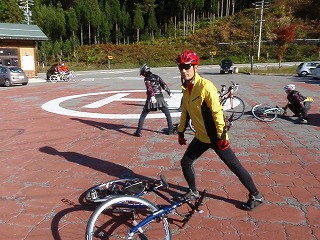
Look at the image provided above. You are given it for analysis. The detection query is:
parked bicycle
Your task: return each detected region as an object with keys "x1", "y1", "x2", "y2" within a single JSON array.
[
  {"x1": 85, "y1": 175, "x2": 207, "y2": 240},
  {"x1": 188, "y1": 81, "x2": 244, "y2": 133},
  {"x1": 49, "y1": 71, "x2": 75, "y2": 83},
  {"x1": 251, "y1": 104, "x2": 286, "y2": 122}
]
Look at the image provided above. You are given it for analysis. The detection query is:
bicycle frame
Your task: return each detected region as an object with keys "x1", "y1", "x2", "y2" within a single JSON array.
[
  {"x1": 126, "y1": 189, "x2": 188, "y2": 236},
  {"x1": 264, "y1": 107, "x2": 282, "y2": 114},
  {"x1": 219, "y1": 82, "x2": 239, "y2": 107},
  {"x1": 86, "y1": 175, "x2": 207, "y2": 239}
]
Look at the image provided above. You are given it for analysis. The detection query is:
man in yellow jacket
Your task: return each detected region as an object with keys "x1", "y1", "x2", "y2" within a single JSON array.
[{"x1": 176, "y1": 50, "x2": 264, "y2": 211}]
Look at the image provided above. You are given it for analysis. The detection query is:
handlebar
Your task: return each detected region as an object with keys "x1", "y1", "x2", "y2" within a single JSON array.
[{"x1": 220, "y1": 82, "x2": 239, "y2": 95}]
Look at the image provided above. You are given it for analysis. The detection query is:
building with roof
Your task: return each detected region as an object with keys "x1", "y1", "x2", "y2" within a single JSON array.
[{"x1": 0, "y1": 23, "x2": 48, "y2": 77}]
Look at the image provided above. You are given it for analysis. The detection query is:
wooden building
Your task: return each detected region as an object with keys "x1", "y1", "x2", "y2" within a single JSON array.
[{"x1": 0, "y1": 23, "x2": 48, "y2": 77}]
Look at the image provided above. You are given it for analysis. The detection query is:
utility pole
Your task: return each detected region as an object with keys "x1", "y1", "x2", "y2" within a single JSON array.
[
  {"x1": 257, "y1": 0, "x2": 264, "y2": 60},
  {"x1": 253, "y1": 1, "x2": 270, "y2": 61},
  {"x1": 19, "y1": 0, "x2": 34, "y2": 25}
]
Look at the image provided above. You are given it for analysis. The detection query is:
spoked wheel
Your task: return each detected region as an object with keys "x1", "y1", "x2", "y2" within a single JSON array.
[
  {"x1": 85, "y1": 195, "x2": 171, "y2": 240},
  {"x1": 221, "y1": 96, "x2": 245, "y2": 121},
  {"x1": 85, "y1": 179, "x2": 146, "y2": 204},
  {"x1": 251, "y1": 104, "x2": 278, "y2": 122},
  {"x1": 49, "y1": 75, "x2": 59, "y2": 83}
]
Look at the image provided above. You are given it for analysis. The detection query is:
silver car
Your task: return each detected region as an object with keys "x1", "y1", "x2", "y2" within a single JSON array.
[
  {"x1": 311, "y1": 65, "x2": 320, "y2": 79},
  {"x1": 0, "y1": 66, "x2": 29, "y2": 87},
  {"x1": 296, "y1": 62, "x2": 319, "y2": 77}
]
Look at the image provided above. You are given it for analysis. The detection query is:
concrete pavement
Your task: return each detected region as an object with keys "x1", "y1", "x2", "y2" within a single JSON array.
[{"x1": 0, "y1": 69, "x2": 319, "y2": 240}]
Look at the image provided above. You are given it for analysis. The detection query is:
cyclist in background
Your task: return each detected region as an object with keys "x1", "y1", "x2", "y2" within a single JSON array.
[
  {"x1": 176, "y1": 49, "x2": 264, "y2": 211},
  {"x1": 133, "y1": 64, "x2": 174, "y2": 137},
  {"x1": 283, "y1": 84, "x2": 313, "y2": 124},
  {"x1": 55, "y1": 62, "x2": 70, "y2": 74}
]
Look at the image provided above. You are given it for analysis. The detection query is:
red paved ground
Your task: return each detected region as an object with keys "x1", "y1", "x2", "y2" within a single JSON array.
[{"x1": 0, "y1": 75, "x2": 319, "y2": 240}]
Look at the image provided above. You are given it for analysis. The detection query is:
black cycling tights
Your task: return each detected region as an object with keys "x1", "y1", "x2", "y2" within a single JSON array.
[{"x1": 181, "y1": 137, "x2": 258, "y2": 195}]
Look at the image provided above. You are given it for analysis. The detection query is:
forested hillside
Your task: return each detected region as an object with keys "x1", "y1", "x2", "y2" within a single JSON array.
[{"x1": 0, "y1": 0, "x2": 319, "y2": 66}]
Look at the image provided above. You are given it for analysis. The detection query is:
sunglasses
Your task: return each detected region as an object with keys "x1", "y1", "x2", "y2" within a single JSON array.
[{"x1": 178, "y1": 64, "x2": 193, "y2": 70}]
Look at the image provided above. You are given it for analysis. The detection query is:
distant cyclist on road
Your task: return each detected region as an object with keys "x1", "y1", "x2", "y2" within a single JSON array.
[
  {"x1": 55, "y1": 62, "x2": 70, "y2": 74},
  {"x1": 176, "y1": 49, "x2": 264, "y2": 211},
  {"x1": 283, "y1": 84, "x2": 313, "y2": 124},
  {"x1": 133, "y1": 64, "x2": 174, "y2": 137}
]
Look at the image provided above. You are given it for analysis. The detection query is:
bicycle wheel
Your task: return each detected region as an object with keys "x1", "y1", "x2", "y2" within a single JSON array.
[
  {"x1": 85, "y1": 179, "x2": 146, "y2": 203},
  {"x1": 251, "y1": 104, "x2": 278, "y2": 122},
  {"x1": 86, "y1": 195, "x2": 171, "y2": 240},
  {"x1": 188, "y1": 119, "x2": 196, "y2": 133},
  {"x1": 49, "y1": 75, "x2": 58, "y2": 83},
  {"x1": 221, "y1": 96, "x2": 245, "y2": 121}
]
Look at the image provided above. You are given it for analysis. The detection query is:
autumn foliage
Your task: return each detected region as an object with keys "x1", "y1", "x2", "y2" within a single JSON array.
[{"x1": 273, "y1": 24, "x2": 296, "y2": 65}]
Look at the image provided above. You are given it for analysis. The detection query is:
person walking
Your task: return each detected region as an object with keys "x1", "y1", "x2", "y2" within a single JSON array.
[
  {"x1": 133, "y1": 64, "x2": 174, "y2": 137},
  {"x1": 283, "y1": 84, "x2": 313, "y2": 124},
  {"x1": 175, "y1": 50, "x2": 264, "y2": 211}
]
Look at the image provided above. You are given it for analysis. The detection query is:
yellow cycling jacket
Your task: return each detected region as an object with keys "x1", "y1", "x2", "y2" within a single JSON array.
[{"x1": 178, "y1": 73, "x2": 228, "y2": 143}]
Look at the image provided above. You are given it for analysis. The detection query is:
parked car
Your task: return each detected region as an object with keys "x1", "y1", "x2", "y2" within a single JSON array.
[
  {"x1": 46, "y1": 64, "x2": 58, "y2": 80},
  {"x1": 219, "y1": 59, "x2": 234, "y2": 74},
  {"x1": 0, "y1": 66, "x2": 28, "y2": 87},
  {"x1": 296, "y1": 62, "x2": 319, "y2": 77},
  {"x1": 311, "y1": 65, "x2": 320, "y2": 79}
]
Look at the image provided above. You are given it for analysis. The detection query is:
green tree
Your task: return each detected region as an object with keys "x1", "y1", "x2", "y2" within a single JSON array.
[
  {"x1": 103, "y1": 0, "x2": 113, "y2": 43},
  {"x1": 120, "y1": 4, "x2": 131, "y2": 44},
  {"x1": 76, "y1": 0, "x2": 91, "y2": 45},
  {"x1": 133, "y1": 4, "x2": 144, "y2": 42},
  {"x1": 53, "y1": 40, "x2": 62, "y2": 57},
  {"x1": 0, "y1": 0, "x2": 23, "y2": 23},
  {"x1": 147, "y1": 6, "x2": 157, "y2": 41},
  {"x1": 53, "y1": 2, "x2": 66, "y2": 41},
  {"x1": 90, "y1": 0, "x2": 102, "y2": 45},
  {"x1": 31, "y1": 0, "x2": 45, "y2": 28},
  {"x1": 108, "y1": 0, "x2": 121, "y2": 44},
  {"x1": 66, "y1": 8, "x2": 79, "y2": 57}
]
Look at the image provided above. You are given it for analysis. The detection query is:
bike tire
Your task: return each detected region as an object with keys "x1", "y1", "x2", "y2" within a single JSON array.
[
  {"x1": 85, "y1": 179, "x2": 144, "y2": 203},
  {"x1": 251, "y1": 104, "x2": 278, "y2": 122},
  {"x1": 221, "y1": 96, "x2": 245, "y2": 121},
  {"x1": 188, "y1": 119, "x2": 196, "y2": 133},
  {"x1": 49, "y1": 75, "x2": 58, "y2": 83},
  {"x1": 86, "y1": 195, "x2": 171, "y2": 240}
]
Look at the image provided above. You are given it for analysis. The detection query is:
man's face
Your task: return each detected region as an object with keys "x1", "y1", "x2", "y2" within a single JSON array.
[{"x1": 178, "y1": 64, "x2": 198, "y2": 81}]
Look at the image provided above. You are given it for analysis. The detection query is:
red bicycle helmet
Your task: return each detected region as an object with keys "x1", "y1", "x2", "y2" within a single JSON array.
[{"x1": 176, "y1": 50, "x2": 200, "y2": 65}]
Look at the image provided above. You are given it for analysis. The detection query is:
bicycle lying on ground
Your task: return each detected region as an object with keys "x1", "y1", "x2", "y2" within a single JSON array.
[
  {"x1": 188, "y1": 81, "x2": 244, "y2": 132},
  {"x1": 251, "y1": 104, "x2": 286, "y2": 122},
  {"x1": 85, "y1": 175, "x2": 207, "y2": 240},
  {"x1": 49, "y1": 71, "x2": 75, "y2": 83}
]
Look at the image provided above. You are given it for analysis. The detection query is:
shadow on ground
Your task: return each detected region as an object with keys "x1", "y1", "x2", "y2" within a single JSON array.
[{"x1": 39, "y1": 146, "x2": 245, "y2": 239}]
